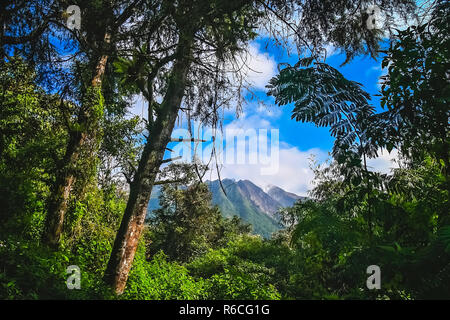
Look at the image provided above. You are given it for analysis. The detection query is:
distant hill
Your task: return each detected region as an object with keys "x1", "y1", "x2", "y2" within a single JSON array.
[
  {"x1": 266, "y1": 185, "x2": 304, "y2": 208},
  {"x1": 147, "y1": 179, "x2": 305, "y2": 238}
]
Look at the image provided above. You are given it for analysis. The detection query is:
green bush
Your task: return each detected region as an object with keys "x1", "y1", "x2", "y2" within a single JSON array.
[
  {"x1": 188, "y1": 236, "x2": 281, "y2": 300},
  {"x1": 122, "y1": 249, "x2": 206, "y2": 300}
]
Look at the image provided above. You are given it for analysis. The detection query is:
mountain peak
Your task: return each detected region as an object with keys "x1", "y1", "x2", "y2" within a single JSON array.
[
  {"x1": 262, "y1": 183, "x2": 276, "y2": 193},
  {"x1": 149, "y1": 179, "x2": 304, "y2": 238},
  {"x1": 266, "y1": 185, "x2": 305, "y2": 208}
]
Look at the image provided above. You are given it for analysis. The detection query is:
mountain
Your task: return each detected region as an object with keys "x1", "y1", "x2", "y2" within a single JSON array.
[
  {"x1": 147, "y1": 179, "x2": 304, "y2": 238},
  {"x1": 266, "y1": 185, "x2": 305, "y2": 207},
  {"x1": 206, "y1": 179, "x2": 282, "y2": 238}
]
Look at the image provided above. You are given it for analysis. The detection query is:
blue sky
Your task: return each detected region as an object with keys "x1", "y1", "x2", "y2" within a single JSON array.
[
  {"x1": 191, "y1": 38, "x2": 397, "y2": 195},
  {"x1": 131, "y1": 36, "x2": 400, "y2": 196},
  {"x1": 130, "y1": 1, "x2": 432, "y2": 195},
  {"x1": 233, "y1": 37, "x2": 388, "y2": 151}
]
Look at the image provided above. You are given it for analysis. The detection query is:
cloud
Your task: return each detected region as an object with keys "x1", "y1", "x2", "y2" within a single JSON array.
[
  {"x1": 366, "y1": 148, "x2": 399, "y2": 174},
  {"x1": 365, "y1": 65, "x2": 388, "y2": 91},
  {"x1": 373, "y1": 65, "x2": 389, "y2": 91},
  {"x1": 215, "y1": 146, "x2": 399, "y2": 196},
  {"x1": 255, "y1": 102, "x2": 282, "y2": 119},
  {"x1": 195, "y1": 112, "x2": 328, "y2": 196},
  {"x1": 127, "y1": 94, "x2": 147, "y2": 119},
  {"x1": 202, "y1": 114, "x2": 400, "y2": 195},
  {"x1": 323, "y1": 43, "x2": 338, "y2": 58},
  {"x1": 203, "y1": 144, "x2": 327, "y2": 197},
  {"x1": 241, "y1": 42, "x2": 277, "y2": 90}
]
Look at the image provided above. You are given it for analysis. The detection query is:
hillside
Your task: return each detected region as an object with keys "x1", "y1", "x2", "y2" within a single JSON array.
[{"x1": 147, "y1": 179, "x2": 305, "y2": 238}]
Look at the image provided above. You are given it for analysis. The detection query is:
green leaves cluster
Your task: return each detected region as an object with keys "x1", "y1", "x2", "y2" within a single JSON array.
[{"x1": 267, "y1": 58, "x2": 377, "y2": 158}]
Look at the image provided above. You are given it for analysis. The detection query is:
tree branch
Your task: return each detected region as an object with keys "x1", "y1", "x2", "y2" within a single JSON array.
[
  {"x1": 160, "y1": 156, "x2": 182, "y2": 164},
  {"x1": 154, "y1": 179, "x2": 185, "y2": 185}
]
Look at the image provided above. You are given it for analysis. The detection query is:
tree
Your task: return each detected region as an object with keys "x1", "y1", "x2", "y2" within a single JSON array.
[
  {"x1": 264, "y1": 1, "x2": 450, "y2": 299},
  {"x1": 1, "y1": 0, "x2": 148, "y2": 246},
  {"x1": 104, "y1": 0, "x2": 263, "y2": 294},
  {"x1": 146, "y1": 163, "x2": 252, "y2": 263},
  {"x1": 267, "y1": 58, "x2": 383, "y2": 238},
  {"x1": 374, "y1": 0, "x2": 449, "y2": 205},
  {"x1": 105, "y1": 0, "x2": 418, "y2": 294},
  {"x1": 148, "y1": 171, "x2": 242, "y2": 263},
  {"x1": 42, "y1": 0, "x2": 146, "y2": 246},
  {"x1": 257, "y1": 0, "x2": 416, "y2": 64},
  {"x1": 0, "y1": 56, "x2": 66, "y2": 228},
  {"x1": 267, "y1": 58, "x2": 377, "y2": 159}
]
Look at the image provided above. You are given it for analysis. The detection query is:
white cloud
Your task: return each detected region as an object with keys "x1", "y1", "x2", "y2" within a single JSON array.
[
  {"x1": 366, "y1": 65, "x2": 381, "y2": 76},
  {"x1": 365, "y1": 65, "x2": 388, "y2": 91},
  {"x1": 255, "y1": 102, "x2": 282, "y2": 119},
  {"x1": 196, "y1": 112, "x2": 328, "y2": 196},
  {"x1": 323, "y1": 43, "x2": 338, "y2": 59},
  {"x1": 225, "y1": 112, "x2": 272, "y2": 130},
  {"x1": 202, "y1": 114, "x2": 400, "y2": 195},
  {"x1": 241, "y1": 42, "x2": 277, "y2": 90},
  {"x1": 217, "y1": 147, "x2": 399, "y2": 196},
  {"x1": 127, "y1": 94, "x2": 147, "y2": 119},
  {"x1": 374, "y1": 64, "x2": 389, "y2": 91},
  {"x1": 205, "y1": 145, "x2": 327, "y2": 197},
  {"x1": 366, "y1": 148, "x2": 399, "y2": 174}
]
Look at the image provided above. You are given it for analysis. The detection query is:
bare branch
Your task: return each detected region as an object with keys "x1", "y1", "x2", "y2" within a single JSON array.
[{"x1": 161, "y1": 156, "x2": 182, "y2": 164}]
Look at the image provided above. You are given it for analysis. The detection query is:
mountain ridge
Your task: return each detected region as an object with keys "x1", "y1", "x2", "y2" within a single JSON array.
[{"x1": 148, "y1": 179, "x2": 305, "y2": 238}]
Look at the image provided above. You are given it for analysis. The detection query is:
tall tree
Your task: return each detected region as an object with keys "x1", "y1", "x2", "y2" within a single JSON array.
[
  {"x1": 374, "y1": 0, "x2": 449, "y2": 189},
  {"x1": 267, "y1": 58, "x2": 380, "y2": 238},
  {"x1": 104, "y1": 0, "x2": 261, "y2": 293},
  {"x1": 104, "y1": 0, "x2": 417, "y2": 294},
  {"x1": 43, "y1": 0, "x2": 145, "y2": 246}
]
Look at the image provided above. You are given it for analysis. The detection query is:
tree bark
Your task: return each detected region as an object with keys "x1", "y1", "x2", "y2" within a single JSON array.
[
  {"x1": 45, "y1": 131, "x2": 87, "y2": 246},
  {"x1": 104, "y1": 33, "x2": 194, "y2": 294},
  {"x1": 44, "y1": 33, "x2": 110, "y2": 247}
]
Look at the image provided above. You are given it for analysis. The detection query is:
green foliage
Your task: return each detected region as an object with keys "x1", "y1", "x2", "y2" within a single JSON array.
[
  {"x1": 0, "y1": 0, "x2": 448, "y2": 301},
  {"x1": 122, "y1": 249, "x2": 206, "y2": 300},
  {"x1": 188, "y1": 236, "x2": 281, "y2": 300},
  {"x1": 376, "y1": 0, "x2": 450, "y2": 169},
  {"x1": 149, "y1": 183, "x2": 222, "y2": 262},
  {"x1": 260, "y1": 2, "x2": 449, "y2": 300},
  {"x1": 0, "y1": 56, "x2": 67, "y2": 230},
  {"x1": 148, "y1": 165, "x2": 252, "y2": 262},
  {"x1": 267, "y1": 58, "x2": 377, "y2": 158},
  {"x1": 275, "y1": 156, "x2": 450, "y2": 299},
  {"x1": 0, "y1": 234, "x2": 114, "y2": 300}
]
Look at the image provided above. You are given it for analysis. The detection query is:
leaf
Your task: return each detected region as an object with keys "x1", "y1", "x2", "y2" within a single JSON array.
[
  {"x1": 387, "y1": 142, "x2": 394, "y2": 153},
  {"x1": 378, "y1": 245, "x2": 396, "y2": 253},
  {"x1": 267, "y1": 58, "x2": 375, "y2": 159}
]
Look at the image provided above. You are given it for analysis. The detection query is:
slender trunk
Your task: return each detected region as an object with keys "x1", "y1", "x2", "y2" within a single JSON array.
[
  {"x1": 363, "y1": 152, "x2": 373, "y2": 243},
  {"x1": 45, "y1": 131, "x2": 87, "y2": 246},
  {"x1": 44, "y1": 33, "x2": 110, "y2": 247},
  {"x1": 104, "y1": 34, "x2": 193, "y2": 294}
]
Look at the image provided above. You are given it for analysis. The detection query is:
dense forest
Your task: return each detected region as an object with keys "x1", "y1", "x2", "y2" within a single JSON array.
[{"x1": 0, "y1": 0, "x2": 448, "y2": 300}]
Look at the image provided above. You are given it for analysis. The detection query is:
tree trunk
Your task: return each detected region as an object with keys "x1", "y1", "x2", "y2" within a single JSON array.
[
  {"x1": 44, "y1": 33, "x2": 110, "y2": 247},
  {"x1": 45, "y1": 131, "x2": 87, "y2": 246},
  {"x1": 104, "y1": 34, "x2": 193, "y2": 294}
]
